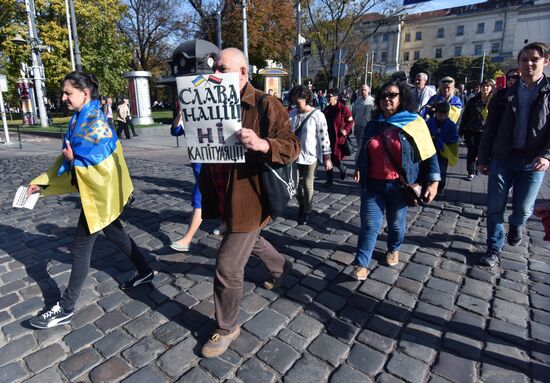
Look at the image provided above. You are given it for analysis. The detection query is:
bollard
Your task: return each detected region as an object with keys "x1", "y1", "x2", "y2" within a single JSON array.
[{"x1": 17, "y1": 125, "x2": 22, "y2": 149}]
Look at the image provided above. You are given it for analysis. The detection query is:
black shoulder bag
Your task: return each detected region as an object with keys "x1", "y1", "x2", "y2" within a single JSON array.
[
  {"x1": 257, "y1": 94, "x2": 298, "y2": 218},
  {"x1": 380, "y1": 129, "x2": 425, "y2": 207}
]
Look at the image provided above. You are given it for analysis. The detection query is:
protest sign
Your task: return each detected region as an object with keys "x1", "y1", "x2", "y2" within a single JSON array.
[{"x1": 176, "y1": 73, "x2": 245, "y2": 163}]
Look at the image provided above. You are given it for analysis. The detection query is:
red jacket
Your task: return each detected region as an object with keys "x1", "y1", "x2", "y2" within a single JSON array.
[{"x1": 324, "y1": 101, "x2": 353, "y2": 160}]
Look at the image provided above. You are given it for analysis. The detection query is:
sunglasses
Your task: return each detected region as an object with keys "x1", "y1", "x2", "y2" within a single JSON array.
[
  {"x1": 380, "y1": 92, "x2": 400, "y2": 100},
  {"x1": 507, "y1": 75, "x2": 520, "y2": 80}
]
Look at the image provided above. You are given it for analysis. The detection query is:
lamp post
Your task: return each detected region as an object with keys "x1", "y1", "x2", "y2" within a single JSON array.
[{"x1": 13, "y1": 0, "x2": 49, "y2": 128}]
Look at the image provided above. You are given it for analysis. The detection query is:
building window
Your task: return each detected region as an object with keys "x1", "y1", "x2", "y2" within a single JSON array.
[
  {"x1": 454, "y1": 46, "x2": 462, "y2": 56},
  {"x1": 435, "y1": 48, "x2": 442, "y2": 59},
  {"x1": 477, "y1": 23, "x2": 485, "y2": 34},
  {"x1": 491, "y1": 42, "x2": 500, "y2": 54},
  {"x1": 437, "y1": 28, "x2": 444, "y2": 38},
  {"x1": 383, "y1": 33, "x2": 388, "y2": 42},
  {"x1": 404, "y1": 32, "x2": 411, "y2": 42},
  {"x1": 381, "y1": 51, "x2": 387, "y2": 62},
  {"x1": 474, "y1": 44, "x2": 483, "y2": 56},
  {"x1": 414, "y1": 50, "x2": 420, "y2": 60},
  {"x1": 415, "y1": 31, "x2": 422, "y2": 41},
  {"x1": 494, "y1": 20, "x2": 503, "y2": 31},
  {"x1": 456, "y1": 25, "x2": 464, "y2": 36},
  {"x1": 403, "y1": 51, "x2": 410, "y2": 62}
]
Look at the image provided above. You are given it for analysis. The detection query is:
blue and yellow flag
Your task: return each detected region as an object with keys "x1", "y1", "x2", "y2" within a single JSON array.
[
  {"x1": 378, "y1": 111, "x2": 437, "y2": 160},
  {"x1": 32, "y1": 100, "x2": 133, "y2": 234}
]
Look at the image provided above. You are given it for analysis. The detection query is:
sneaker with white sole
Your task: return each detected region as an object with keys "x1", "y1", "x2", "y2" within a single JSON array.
[
  {"x1": 120, "y1": 270, "x2": 154, "y2": 290},
  {"x1": 212, "y1": 223, "x2": 226, "y2": 236},
  {"x1": 29, "y1": 303, "x2": 74, "y2": 329}
]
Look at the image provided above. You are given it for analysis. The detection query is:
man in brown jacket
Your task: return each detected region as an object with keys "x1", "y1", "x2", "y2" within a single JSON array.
[{"x1": 199, "y1": 48, "x2": 300, "y2": 358}]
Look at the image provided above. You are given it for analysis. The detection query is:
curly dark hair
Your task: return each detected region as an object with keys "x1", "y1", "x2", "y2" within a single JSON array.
[
  {"x1": 63, "y1": 71, "x2": 100, "y2": 100},
  {"x1": 372, "y1": 80, "x2": 416, "y2": 118},
  {"x1": 288, "y1": 85, "x2": 312, "y2": 104}
]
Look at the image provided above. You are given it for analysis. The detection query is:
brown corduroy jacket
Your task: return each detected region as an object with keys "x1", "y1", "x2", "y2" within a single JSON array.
[{"x1": 199, "y1": 83, "x2": 300, "y2": 232}]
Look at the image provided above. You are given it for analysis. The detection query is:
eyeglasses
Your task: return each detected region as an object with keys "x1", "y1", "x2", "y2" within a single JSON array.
[
  {"x1": 380, "y1": 92, "x2": 400, "y2": 100},
  {"x1": 507, "y1": 75, "x2": 520, "y2": 80}
]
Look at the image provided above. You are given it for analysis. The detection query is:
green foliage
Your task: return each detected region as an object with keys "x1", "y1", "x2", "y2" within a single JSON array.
[{"x1": 409, "y1": 58, "x2": 439, "y2": 83}]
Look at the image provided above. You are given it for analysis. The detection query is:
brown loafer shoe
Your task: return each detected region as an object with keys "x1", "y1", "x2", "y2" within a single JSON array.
[
  {"x1": 386, "y1": 250, "x2": 399, "y2": 266},
  {"x1": 264, "y1": 259, "x2": 292, "y2": 290},
  {"x1": 351, "y1": 266, "x2": 369, "y2": 281},
  {"x1": 201, "y1": 326, "x2": 240, "y2": 358}
]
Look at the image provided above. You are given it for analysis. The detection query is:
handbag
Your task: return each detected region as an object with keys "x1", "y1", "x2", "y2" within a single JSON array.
[
  {"x1": 380, "y1": 129, "x2": 425, "y2": 207},
  {"x1": 257, "y1": 94, "x2": 297, "y2": 218}
]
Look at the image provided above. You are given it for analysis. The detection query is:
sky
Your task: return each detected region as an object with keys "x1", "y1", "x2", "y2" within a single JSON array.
[{"x1": 410, "y1": 0, "x2": 485, "y2": 13}]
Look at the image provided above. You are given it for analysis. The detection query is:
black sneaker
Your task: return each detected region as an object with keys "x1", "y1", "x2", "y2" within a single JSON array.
[
  {"x1": 29, "y1": 303, "x2": 74, "y2": 329},
  {"x1": 480, "y1": 248, "x2": 500, "y2": 267},
  {"x1": 264, "y1": 259, "x2": 292, "y2": 290},
  {"x1": 340, "y1": 167, "x2": 347, "y2": 180},
  {"x1": 120, "y1": 270, "x2": 154, "y2": 290},
  {"x1": 298, "y1": 213, "x2": 310, "y2": 225},
  {"x1": 507, "y1": 225, "x2": 522, "y2": 247}
]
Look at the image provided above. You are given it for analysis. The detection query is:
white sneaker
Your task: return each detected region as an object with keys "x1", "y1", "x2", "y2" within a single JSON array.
[{"x1": 212, "y1": 223, "x2": 226, "y2": 236}]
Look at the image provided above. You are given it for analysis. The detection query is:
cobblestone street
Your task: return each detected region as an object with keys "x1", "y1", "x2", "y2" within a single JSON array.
[{"x1": 0, "y1": 130, "x2": 549, "y2": 382}]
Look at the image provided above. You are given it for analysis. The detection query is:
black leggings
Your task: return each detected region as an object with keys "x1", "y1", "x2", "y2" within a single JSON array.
[
  {"x1": 465, "y1": 131, "x2": 482, "y2": 175},
  {"x1": 59, "y1": 211, "x2": 150, "y2": 311}
]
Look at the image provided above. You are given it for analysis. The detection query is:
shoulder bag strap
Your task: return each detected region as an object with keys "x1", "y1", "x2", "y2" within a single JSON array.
[
  {"x1": 294, "y1": 109, "x2": 317, "y2": 139},
  {"x1": 379, "y1": 127, "x2": 410, "y2": 187}
]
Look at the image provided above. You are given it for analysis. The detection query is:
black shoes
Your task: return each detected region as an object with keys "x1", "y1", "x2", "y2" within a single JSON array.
[
  {"x1": 29, "y1": 303, "x2": 74, "y2": 329},
  {"x1": 120, "y1": 270, "x2": 154, "y2": 290},
  {"x1": 507, "y1": 225, "x2": 522, "y2": 247},
  {"x1": 264, "y1": 259, "x2": 292, "y2": 290},
  {"x1": 340, "y1": 167, "x2": 347, "y2": 180},
  {"x1": 480, "y1": 248, "x2": 500, "y2": 267}
]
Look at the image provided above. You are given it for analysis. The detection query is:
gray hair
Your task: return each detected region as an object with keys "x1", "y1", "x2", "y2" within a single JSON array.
[{"x1": 416, "y1": 72, "x2": 428, "y2": 81}]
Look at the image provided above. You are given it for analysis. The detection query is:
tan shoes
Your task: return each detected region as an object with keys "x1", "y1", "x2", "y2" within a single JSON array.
[
  {"x1": 386, "y1": 250, "x2": 399, "y2": 266},
  {"x1": 351, "y1": 266, "x2": 369, "y2": 281},
  {"x1": 201, "y1": 326, "x2": 241, "y2": 358}
]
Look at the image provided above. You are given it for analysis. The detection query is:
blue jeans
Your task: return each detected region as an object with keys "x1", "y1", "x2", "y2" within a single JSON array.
[
  {"x1": 355, "y1": 179, "x2": 408, "y2": 267},
  {"x1": 486, "y1": 157, "x2": 545, "y2": 252}
]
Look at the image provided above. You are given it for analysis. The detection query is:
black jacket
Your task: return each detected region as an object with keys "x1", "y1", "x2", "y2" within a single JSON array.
[{"x1": 478, "y1": 74, "x2": 550, "y2": 164}]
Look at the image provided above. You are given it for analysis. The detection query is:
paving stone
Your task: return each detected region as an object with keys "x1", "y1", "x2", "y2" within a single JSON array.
[
  {"x1": 0, "y1": 362, "x2": 28, "y2": 382},
  {"x1": 305, "y1": 302, "x2": 335, "y2": 324},
  {"x1": 243, "y1": 309, "x2": 287, "y2": 340},
  {"x1": 315, "y1": 291, "x2": 347, "y2": 311},
  {"x1": 283, "y1": 353, "x2": 331, "y2": 383},
  {"x1": 431, "y1": 268, "x2": 462, "y2": 284},
  {"x1": 370, "y1": 266, "x2": 400, "y2": 285},
  {"x1": 0, "y1": 333, "x2": 36, "y2": 366},
  {"x1": 176, "y1": 367, "x2": 216, "y2": 383},
  {"x1": 347, "y1": 293, "x2": 378, "y2": 312},
  {"x1": 257, "y1": 338, "x2": 300, "y2": 373},
  {"x1": 156, "y1": 336, "x2": 198, "y2": 378},
  {"x1": 152, "y1": 320, "x2": 190, "y2": 346},
  {"x1": 121, "y1": 364, "x2": 169, "y2": 383},
  {"x1": 456, "y1": 294, "x2": 490, "y2": 316},
  {"x1": 122, "y1": 336, "x2": 166, "y2": 368},
  {"x1": 450, "y1": 310, "x2": 486, "y2": 340},
  {"x1": 10, "y1": 296, "x2": 43, "y2": 319},
  {"x1": 394, "y1": 277, "x2": 423, "y2": 295},
  {"x1": 480, "y1": 361, "x2": 529, "y2": 383},
  {"x1": 63, "y1": 323, "x2": 103, "y2": 352},
  {"x1": 443, "y1": 331, "x2": 483, "y2": 359},
  {"x1": 484, "y1": 338, "x2": 530, "y2": 371},
  {"x1": 199, "y1": 349, "x2": 240, "y2": 380},
  {"x1": 338, "y1": 305, "x2": 369, "y2": 327},
  {"x1": 533, "y1": 309, "x2": 550, "y2": 326},
  {"x1": 270, "y1": 298, "x2": 303, "y2": 319},
  {"x1": 187, "y1": 280, "x2": 213, "y2": 300},
  {"x1": 412, "y1": 252, "x2": 440, "y2": 267},
  {"x1": 327, "y1": 276, "x2": 361, "y2": 298},
  {"x1": 301, "y1": 274, "x2": 329, "y2": 292},
  {"x1": 398, "y1": 328, "x2": 438, "y2": 364},
  {"x1": 492, "y1": 298, "x2": 528, "y2": 327},
  {"x1": 95, "y1": 309, "x2": 129, "y2": 333},
  {"x1": 93, "y1": 329, "x2": 134, "y2": 358},
  {"x1": 494, "y1": 286, "x2": 529, "y2": 305},
  {"x1": 277, "y1": 328, "x2": 309, "y2": 352},
  {"x1": 0, "y1": 293, "x2": 19, "y2": 311},
  {"x1": 386, "y1": 351, "x2": 429, "y2": 383},
  {"x1": 401, "y1": 263, "x2": 431, "y2": 283},
  {"x1": 387, "y1": 287, "x2": 417, "y2": 309},
  {"x1": 346, "y1": 343, "x2": 385, "y2": 376},
  {"x1": 366, "y1": 314, "x2": 402, "y2": 338},
  {"x1": 288, "y1": 313, "x2": 324, "y2": 341},
  {"x1": 89, "y1": 356, "x2": 132, "y2": 383},
  {"x1": 469, "y1": 268, "x2": 497, "y2": 284},
  {"x1": 124, "y1": 313, "x2": 160, "y2": 337},
  {"x1": 286, "y1": 284, "x2": 317, "y2": 304},
  {"x1": 420, "y1": 288, "x2": 454, "y2": 310},
  {"x1": 23, "y1": 343, "x2": 66, "y2": 373},
  {"x1": 237, "y1": 357, "x2": 276, "y2": 383},
  {"x1": 97, "y1": 291, "x2": 130, "y2": 312},
  {"x1": 23, "y1": 366, "x2": 64, "y2": 383},
  {"x1": 358, "y1": 279, "x2": 391, "y2": 299},
  {"x1": 426, "y1": 277, "x2": 459, "y2": 296},
  {"x1": 174, "y1": 291, "x2": 199, "y2": 308},
  {"x1": 59, "y1": 347, "x2": 102, "y2": 381},
  {"x1": 433, "y1": 351, "x2": 477, "y2": 383},
  {"x1": 531, "y1": 293, "x2": 550, "y2": 312},
  {"x1": 329, "y1": 364, "x2": 372, "y2": 383},
  {"x1": 356, "y1": 329, "x2": 396, "y2": 353},
  {"x1": 71, "y1": 304, "x2": 105, "y2": 330},
  {"x1": 307, "y1": 333, "x2": 350, "y2": 367},
  {"x1": 229, "y1": 329, "x2": 262, "y2": 356},
  {"x1": 530, "y1": 321, "x2": 550, "y2": 344},
  {"x1": 532, "y1": 282, "x2": 550, "y2": 297},
  {"x1": 487, "y1": 318, "x2": 528, "y2": 346},
  {"x1": 240, "y1": 293, "x2": 269, "y2": 314},
  {"x1": 327, "y1": 317, "x2": 360, "y2": 344}
]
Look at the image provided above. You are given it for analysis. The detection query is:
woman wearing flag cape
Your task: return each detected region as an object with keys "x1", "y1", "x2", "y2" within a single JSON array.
[
  {"x1": 352, "y1": 80, "x2": 441, "y2": 281},
  {"x1": 26, "y1": 71, "x2": 154, "y2": 329}
]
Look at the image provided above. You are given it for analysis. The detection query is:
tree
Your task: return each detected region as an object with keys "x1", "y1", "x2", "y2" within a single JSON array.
[
  {"x1": 409, "y1": 58, "x2": 439, "y2": 84},
  {"x1": 119, "y1": 0, "x2": 192, "y2": 76}
]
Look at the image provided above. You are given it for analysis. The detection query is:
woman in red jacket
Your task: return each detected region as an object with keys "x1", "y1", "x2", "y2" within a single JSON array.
[{"x1": 323, "y1": 88, "x2": 354, "y2": 185}]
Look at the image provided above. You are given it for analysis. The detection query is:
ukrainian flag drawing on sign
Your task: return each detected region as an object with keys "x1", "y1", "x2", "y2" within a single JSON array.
[
  {"x1": 192, "y1": 75, "x2": 206, "y2": 87},
  {"x1": 31, "y1": 100, "x2": 133, "y2": 234}
]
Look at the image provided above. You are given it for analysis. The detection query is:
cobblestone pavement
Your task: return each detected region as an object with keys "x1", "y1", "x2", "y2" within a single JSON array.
[{"x1": 0, "y1": 130, "x2": 549, "y2": 383}]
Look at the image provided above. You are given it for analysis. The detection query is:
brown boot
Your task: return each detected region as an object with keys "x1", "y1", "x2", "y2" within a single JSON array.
[
  {"x1": 201, "y1": 326, "x2": 240, "y2": 358},
  {"x1": 386, "y1": 250, "x2": 399, "y2": 266}
]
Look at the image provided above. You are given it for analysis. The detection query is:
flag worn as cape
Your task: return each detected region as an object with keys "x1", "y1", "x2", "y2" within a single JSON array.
[
  {"x1": 31, "y1": 99, "x2": 133, "y2": 234},
  {"x1": 427, "y1": 117, "x2": 460, "y2": 166},
  {"x1": 377, "y1": 111, "x2": 437, "y2": 160}
]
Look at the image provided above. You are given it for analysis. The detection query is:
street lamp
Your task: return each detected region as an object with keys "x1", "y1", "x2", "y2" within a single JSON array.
[{"x1": 12, "y1": 0, "x2": 50, "y2": 128}]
